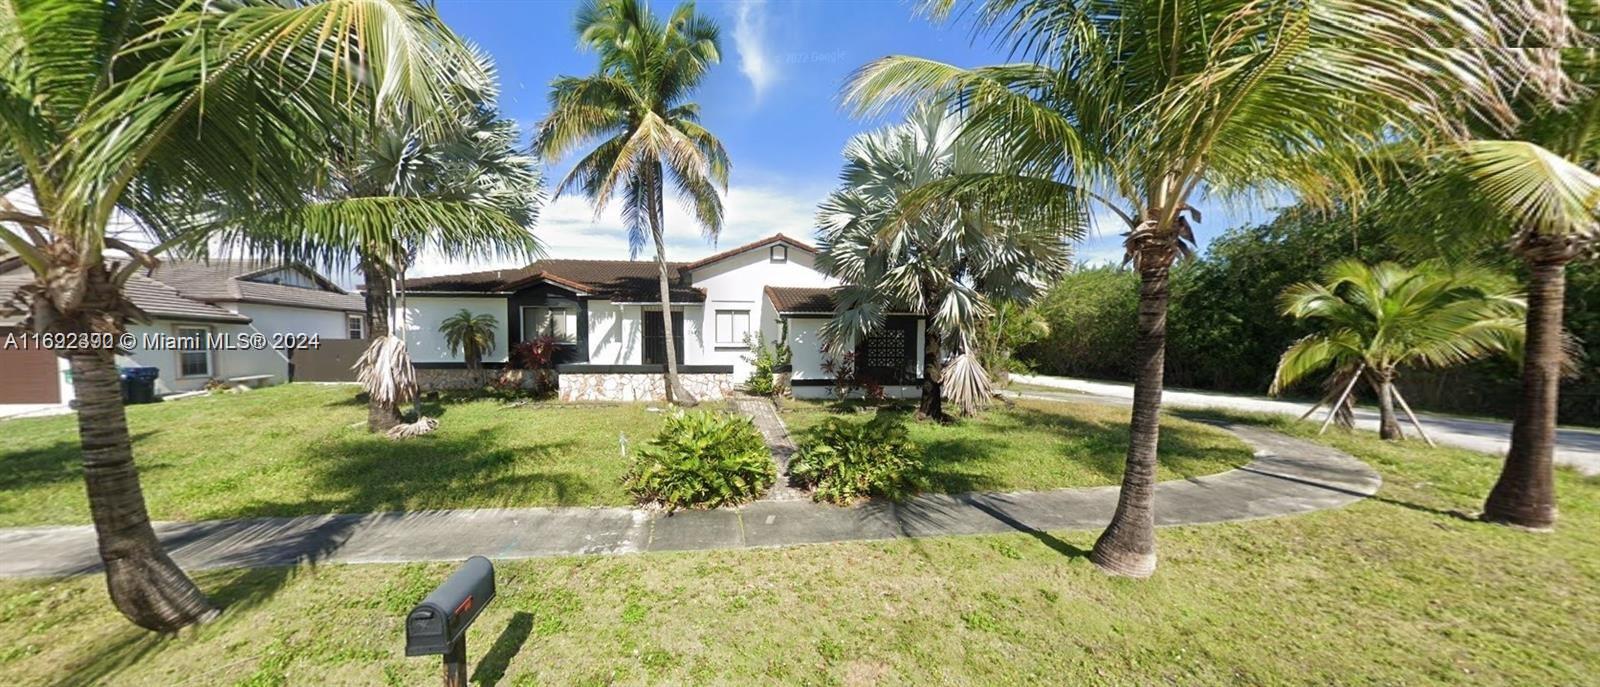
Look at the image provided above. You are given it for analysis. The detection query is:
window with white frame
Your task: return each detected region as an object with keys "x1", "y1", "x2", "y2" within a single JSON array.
[
  {"x1": 176, "y1": 326, "x2": 211, "y2": 378},
  {"x1": 521, "y1": 306, "x2": 569, "y2": 340},
  {"x1": 346, "y1": 314, "x2": 365, "y2": 339},
  {"x1": 714, "y1": 309, "x2": 751, "y2": 345}
]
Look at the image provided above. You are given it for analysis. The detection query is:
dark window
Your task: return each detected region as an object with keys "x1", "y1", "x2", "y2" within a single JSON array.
[
  {"x1": 770, "y1": 244, "x2": 788, "y2": 262},
  {"x1": 346, "y1": 315, "x2": 364, "y2": 339},
  {"x1": 176, "y1": 326, "x2": 211, "y2": 377},
  {"x1": 642, "y1": 311, "x2": 685, "y2": 365}
]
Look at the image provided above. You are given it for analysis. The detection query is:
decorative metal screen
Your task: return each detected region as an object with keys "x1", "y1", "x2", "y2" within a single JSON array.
[{"x1": 865, "y1": 328, "x2": 908, "y2": 370}]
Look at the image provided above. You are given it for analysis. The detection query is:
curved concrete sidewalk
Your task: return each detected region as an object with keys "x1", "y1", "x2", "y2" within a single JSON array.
[
  {"x1": 0, "y1": 422, "x2": 1380, "y2": 578},
  {"x1": 1014, "y1": 373, "x2": 1600, "y2": 475}
]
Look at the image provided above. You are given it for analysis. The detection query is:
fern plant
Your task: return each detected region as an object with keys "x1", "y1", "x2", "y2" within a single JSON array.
[
  {"x1": 623, "y1": 411, "x2": 775, "y2": 510},
  {"x1": 791, "y1": 415, "x2": 923, "y2": 504}
]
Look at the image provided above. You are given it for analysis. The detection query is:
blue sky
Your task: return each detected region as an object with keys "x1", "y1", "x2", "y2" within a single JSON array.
[{"x1": 420, "y1": 0, "x2": 1278, "y2": 275}]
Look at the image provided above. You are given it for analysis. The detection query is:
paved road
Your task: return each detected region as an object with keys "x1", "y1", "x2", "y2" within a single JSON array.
[
  {"x1": 1013, "y1": 374, "x2": 1600, "y2": 476},
  {"x1": 0, "y1": 422, "x2": 1379, "y2": 577}
]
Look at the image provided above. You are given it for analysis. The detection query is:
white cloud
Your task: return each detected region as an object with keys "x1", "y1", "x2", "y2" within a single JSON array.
[
  {"x1": 732, "y1": 0, "x2": 777, "y2": 101},
  {"x1": 405, "y1": 181, "x2": 827, "y2": 278}
]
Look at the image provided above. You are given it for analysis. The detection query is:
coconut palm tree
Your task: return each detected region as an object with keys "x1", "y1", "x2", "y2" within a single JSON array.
[
  {"x1": 1363, "y1": 40, "x2": 1599, "y2": 529},
  {"x1": 0, "y1": 0, "x2": 474, "y2": 631},
  {"x1": 1461, "y1": 141, "x2": 1598, "y2": 528},
  {"x1": 842, "y1": 0, "x2": 1572, "y2": 577},
  {"x1": 816, "y1": 105, "x2": 1077, "y2": 420},
  {"x1": 440, "y1": 309, "x2": 500, "y2": 383},
  {"x1": 534, "y1": 0, "x2": 729, "y2": 405},
  {"x1": 1270, "y1": 260, "x2": 1526, "y2": 440},
  {"x1": 216, "y1": 49, "x2": 543, "y2": 432}
]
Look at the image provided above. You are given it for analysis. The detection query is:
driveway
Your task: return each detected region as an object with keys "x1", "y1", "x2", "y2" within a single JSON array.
[{"x1": 1012, "y1": 374, "x2": 1600, "y2": 476}]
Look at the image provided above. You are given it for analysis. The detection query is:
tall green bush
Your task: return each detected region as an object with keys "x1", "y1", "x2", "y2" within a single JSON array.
[
  {"x1": 623, "y1": 411, "x2": 775, "y2": 510},
  {"x1": 1016, "y1": 205, "x2": 1599, "y2": 424},
  {"x1": 1019, "y1": 266, "x2": 1139, "y2": 380}
]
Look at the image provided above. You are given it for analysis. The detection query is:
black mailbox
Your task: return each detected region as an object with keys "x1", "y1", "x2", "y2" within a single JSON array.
[{"x1": 405, "y1": 556, "x2": 496, "y2": 658}]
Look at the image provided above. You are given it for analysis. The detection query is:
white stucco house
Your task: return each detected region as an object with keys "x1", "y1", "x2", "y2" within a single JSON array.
[
  {"x1": 395, "y1": 233, "x2": 926, "y2": 401},
  {"x1": 0, "y1": 258, "x2": 364, "y2": 412}
]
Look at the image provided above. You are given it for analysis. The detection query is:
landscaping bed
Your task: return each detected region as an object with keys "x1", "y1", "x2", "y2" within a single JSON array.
[{"x1": 1, "y1": 421, "x2": 1596, "y2": 684}]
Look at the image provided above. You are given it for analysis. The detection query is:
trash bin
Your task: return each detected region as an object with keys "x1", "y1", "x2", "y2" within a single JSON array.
[{"x1": 119, "y1": 367, "x2": 160, "y2": 404}]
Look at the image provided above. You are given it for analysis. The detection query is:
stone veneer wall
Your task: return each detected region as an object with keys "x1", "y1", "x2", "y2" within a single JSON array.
[{"x1": 559, "y1": 372, "x2": 732, "y2": 402}]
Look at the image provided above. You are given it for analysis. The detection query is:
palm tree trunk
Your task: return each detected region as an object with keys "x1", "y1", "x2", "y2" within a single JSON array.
[
  {"x1": 1372, "y1": 372, "x2": 1404, "y2": 441},
  {"x1": 362, "y1": 260, "x2": 402, "y2": 432},
  {"x1": 68, "y1": 349, "x2": 217, "y2": 631},
  {"x1": 647, "y1": 161, "x2": 691, "y2": 405},
  {"x1": 1484, "y1": 255, "x2": 1567, "y2": 529},
  {"x1": 1090, "y1": 262, "x2": 1169, "y2": 578},
  {"x1": 918, "y1": 323, "x2": 946, "y2": 421}
]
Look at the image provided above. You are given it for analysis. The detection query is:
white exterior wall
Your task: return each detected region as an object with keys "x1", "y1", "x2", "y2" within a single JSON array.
[
  {"x1": 687, "y1": 245, "x2": 837, "y2": 379},
  {"x1": 585, "y1": 300, "x2": 702, "y2": 365},
  {"x1": 117, "y1": 320, "x2": 279, "y2": 395},
  {"x1": 586, "y1": 300, "x2": 642, "y2": 364},
  {"x1": 399, "y1": 296, "x2": 509, "y2": 364},
  {"x1": 231, "y1": 303, "x2": 352, "y2": 341},
  {"x1": 786, "y1": 316, "x2": 925, "y2": 400}
]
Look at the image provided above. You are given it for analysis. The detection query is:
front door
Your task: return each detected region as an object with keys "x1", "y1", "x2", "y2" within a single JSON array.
[{"x1": 641, "y1": 311, "x2": 685, "y2": 365}]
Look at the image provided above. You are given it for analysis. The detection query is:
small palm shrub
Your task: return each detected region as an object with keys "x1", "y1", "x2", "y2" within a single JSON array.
[
  {"x1": 623, "y1": 411, "x2": 775, "y2": 510},
  {"x1": 791, "y1": 415, "x2": 923, "y2": 504},
  {"x1": 742, "y1": 336, "x2": 791, "y2": 396}
]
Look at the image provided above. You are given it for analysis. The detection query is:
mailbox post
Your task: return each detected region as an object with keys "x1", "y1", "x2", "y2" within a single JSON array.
[{"x1": 405, "y1": 556, "x2": 496, "y2": 687}]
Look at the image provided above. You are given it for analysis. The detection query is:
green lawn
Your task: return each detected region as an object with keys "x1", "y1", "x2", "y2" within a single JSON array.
[
  {"x1": 0, "y1": 386, "x2": 1250, "y2": 527},
  {"x1": 1, "y1": 414, "x2": 1596, "y2": 685},
  {"x1": 0, "y1": 384, "x2": 662, "y2": 526},
  {"x1": 780, "y1": 397, "x2": 1253, "y2": 492}
]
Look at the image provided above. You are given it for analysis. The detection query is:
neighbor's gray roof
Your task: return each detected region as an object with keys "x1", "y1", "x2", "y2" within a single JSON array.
[
  {"x1": 0, "y1": 267, "x2": 250, "y2": 324},
  {"x1": 148, "y1": 260, "x2": 364, "y2": 312}
]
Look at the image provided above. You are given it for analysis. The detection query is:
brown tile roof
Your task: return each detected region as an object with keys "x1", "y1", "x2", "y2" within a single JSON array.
[
  {"x1": 765, "y1": 286, "x2": 836, "y2": 315},
  {"x1": 406, "y1": 259, "x2": 704, "y2": 302},
  {"x1": 0, "y1": 268, "x2": 251, "y2": 324},
  {"x1": 681, "y1": 233, "x2": 816, "y2": 270},
  {"x1": 148, "y1": 260, "x2": 364, "y2": 312},
  {"x1": 402, "y1": 234, "x2": 819, "y2": 302}
]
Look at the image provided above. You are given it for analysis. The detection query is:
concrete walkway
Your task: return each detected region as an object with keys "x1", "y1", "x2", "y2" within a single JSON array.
[
  {"x1": 0, "y1": 421, "x2": 1379, "y2": 578},
  {"x1": 730, "y1": 394, "x2": 807, "y2": 501},
  {"x1": 1014, "y1": 373, "x2": 1600, "y2": 476}
]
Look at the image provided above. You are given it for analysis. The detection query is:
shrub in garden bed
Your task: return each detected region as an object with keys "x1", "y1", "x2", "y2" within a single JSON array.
[
  {"x1": 623, "y1": 410, "x2": 776, "y2": 510},
  {"x1": 791, "y1": 415, "x2": 924, "y2": 504}
]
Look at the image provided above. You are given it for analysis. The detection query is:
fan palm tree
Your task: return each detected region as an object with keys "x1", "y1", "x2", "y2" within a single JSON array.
[
  {"x1": 0, "y1": 0, "x2": 474, "y2": 631},
  {"x1": 534, "y1": 0, "x2": 729, "y2": 405},
  {"x1": 816, "y1": 105, "x2": 1077, "y2": 420},
  {"x1": 440, "y1": 309, "x2": 500, "y2": 383},
  {"x1": 216, "y1": 48, "x2": 543, "y2": 432},
  {"x1": 842, "y1": 0, "x2": 1572, "y2": 577},
  {"x1": 1271, "y1": 260, "x2": 1526, "y2": 440}
]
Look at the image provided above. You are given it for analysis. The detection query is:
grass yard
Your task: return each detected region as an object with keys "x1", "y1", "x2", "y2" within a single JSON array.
[
  {"x1": 0, "y1": 384, "x2": 661, "y2": 527},
  {"x1": 0, "y1": 386, "x2": 1251, "y2": 527},
  {"x1": 780, "y1": 397, "x2": 1253, "y2": 492},
  {"x1": 1, "y1": 413, "x2": 1596, "y2": 685}
]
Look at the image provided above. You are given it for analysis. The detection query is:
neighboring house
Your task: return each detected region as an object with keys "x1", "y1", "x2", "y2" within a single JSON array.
[
  {"x1": 0, "y1": 259, "x2": 363, "y2": 410},
  {"x1": 396, "y1": 233, "x2": 926, "y2": 401}
]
